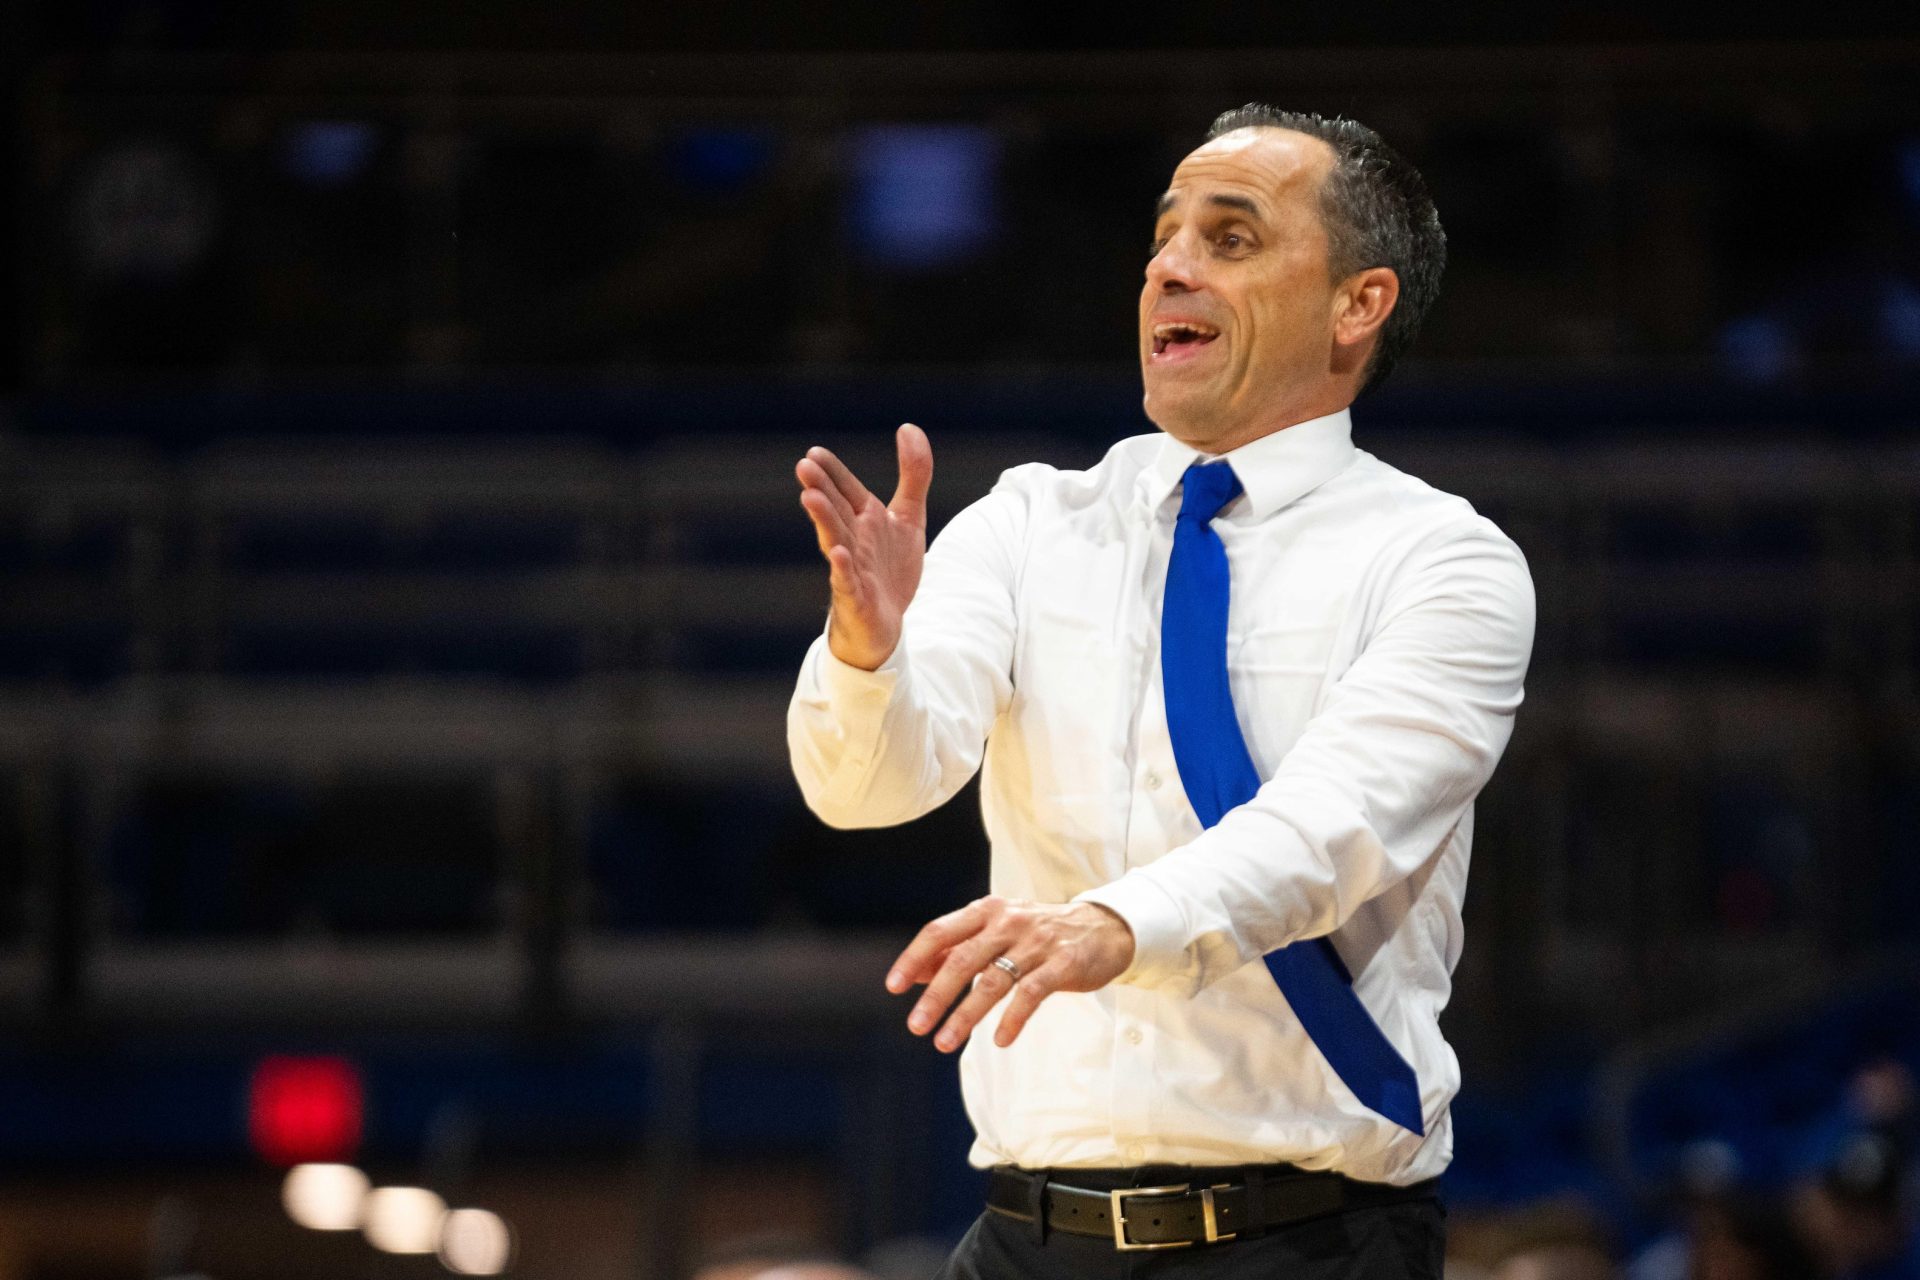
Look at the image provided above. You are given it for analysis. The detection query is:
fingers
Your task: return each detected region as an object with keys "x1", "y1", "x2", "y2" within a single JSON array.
[
  {"x1": 801, "y1": 501, "x2": 862, "y2": 602},
  {"x1": 887, "y1": 899, "x2": 989, "y2": 995},
  {"x1": 888, "y1": 423, "x2": 933, "y2": 526},
  {"x1": 993, "y1": 956, "x2": 1070, "y2": 1048},
  {"x1": 908, "y1": 930, "x2": 1005, "y2": 1041},
  {"x1": 798, "y1": 486, "x2": 854, "y2": 555},
  {"x1": 805, "y1": 446, "x2": 877, "y2": 513},
  {"x1": 896, "y1": 895, "x2": 1054, "y2": 1053},
  {"x1": 886, "y1": 898, "x2": 1121, "y2": 1055},
  {"x1": 798, "y1": 461, "x2": 864, "y2": 602},
  {"x1": 795, "y1": 455, "x2": 857, "y2": 530},
  {"x1": 824, "y1": 545, "x2": 859, "y2": 601},
  {"x1": 933, "y1": 943, "x2": 1048, "y2": 1053},
  {"x1": 796, "y1": 427, "x2": 928, "y2": 545}
]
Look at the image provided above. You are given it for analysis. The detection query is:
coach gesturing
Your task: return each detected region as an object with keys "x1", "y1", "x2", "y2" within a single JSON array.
[{"x1": 788, "y1": 106, "x2": 1535, "y2": 1276}]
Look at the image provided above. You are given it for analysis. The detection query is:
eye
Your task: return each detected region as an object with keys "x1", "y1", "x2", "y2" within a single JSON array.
[
  {"x1": 1147, "y1": 237, "x2": 1168, "y2": 260},
  {"x1": 1220, "y1": 232, "x2": 1245, "y2": 251}
]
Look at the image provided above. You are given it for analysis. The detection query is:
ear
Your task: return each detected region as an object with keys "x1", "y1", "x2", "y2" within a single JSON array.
[{"x1": 1330, "y1": 266, "x2": 1400, "y2": 375}]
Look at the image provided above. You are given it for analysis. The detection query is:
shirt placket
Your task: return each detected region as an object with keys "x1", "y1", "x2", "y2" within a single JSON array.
[{"x1": 1110, "y1": 491, "x2": 1176, "y2": 1163}]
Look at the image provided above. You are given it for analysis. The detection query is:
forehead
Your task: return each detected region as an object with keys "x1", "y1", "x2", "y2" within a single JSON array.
[{"x1": 1158, "y1": 127, "x2": 1334, "y2": 219}]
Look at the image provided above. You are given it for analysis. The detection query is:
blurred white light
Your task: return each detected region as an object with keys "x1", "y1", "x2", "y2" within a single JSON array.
[
  {"x1": 281, "y1": 1163, "x2": 369, "y2": 1231},
  {"x1": 438, "y1": 1207, "x2": 514, "y2": 1275},
  {"x1": 361, "y1": 1186, "x2": 447, "y2": 1254}
]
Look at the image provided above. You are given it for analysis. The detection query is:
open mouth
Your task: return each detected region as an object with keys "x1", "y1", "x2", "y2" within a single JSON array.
[{"x1": 1150, "y1": 320, "x2": 1221, "y2": 359}]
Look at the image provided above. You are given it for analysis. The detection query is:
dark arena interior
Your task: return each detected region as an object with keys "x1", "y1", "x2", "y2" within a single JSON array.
[{"x1": 3, "y1": 4, "x2": 1920, "y2": 1278}]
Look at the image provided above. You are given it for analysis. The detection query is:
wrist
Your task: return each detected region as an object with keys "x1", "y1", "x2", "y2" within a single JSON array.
[
  {"x1": 1077, "y1": 901, "x2": 1137, "y2": 974},
  {"x1": 827, "y1": 610, "x2": 898, "y2": 671}
]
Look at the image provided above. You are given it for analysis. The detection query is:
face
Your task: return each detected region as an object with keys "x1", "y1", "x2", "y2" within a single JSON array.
[{"x1": 1141, "y1": 127, "x2": 1345, "y2": 451}]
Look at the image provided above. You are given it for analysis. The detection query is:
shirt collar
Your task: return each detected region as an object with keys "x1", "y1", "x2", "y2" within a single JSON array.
[{"x1": 1139, "y1": 407, "x2": 1357, "y2": 521}]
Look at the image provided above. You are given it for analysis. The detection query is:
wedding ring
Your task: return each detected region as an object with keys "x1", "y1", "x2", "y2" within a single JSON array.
[{"x1": 990, "y1": 956, "x2": 1022, "y2": 982}]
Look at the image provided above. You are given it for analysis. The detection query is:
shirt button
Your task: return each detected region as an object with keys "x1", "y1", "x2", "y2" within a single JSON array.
[
  {"x1": 1145, "y1": 771, "x2": 1163, "y2": 791},
  {"x1": 1125, "y1": 1144, "x2": 1146, "y2": 1163},
  {"x1": 1125, "y1": 1027, "x2": 1143, "y2": 1046}
]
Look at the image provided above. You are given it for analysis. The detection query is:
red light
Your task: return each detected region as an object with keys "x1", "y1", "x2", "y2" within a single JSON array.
[{"x1": 248, "y1": 1055, "x2": 363, "y2": 1167}]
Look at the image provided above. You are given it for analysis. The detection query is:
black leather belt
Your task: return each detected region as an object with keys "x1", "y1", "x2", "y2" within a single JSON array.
[{"x1": 986, "y1": 1164, "x2": 1439, "y2": 1251}]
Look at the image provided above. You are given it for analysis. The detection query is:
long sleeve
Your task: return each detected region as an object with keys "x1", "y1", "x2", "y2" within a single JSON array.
[
  {"x1": 1076, "y1": 514, "x2": 1536, "y2": 995},
  {"x1": 786, "y1": 469, "x2": 1031, "y2": 829}
]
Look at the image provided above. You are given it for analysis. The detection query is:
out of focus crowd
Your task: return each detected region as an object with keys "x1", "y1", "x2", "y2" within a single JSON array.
[
  {"x1": 676, "y1": 1062, "x2": 1920, "y2": 1280},
  {"x1": 1454, "y1": 1062, "x2": 1920, "y2": 1280}
]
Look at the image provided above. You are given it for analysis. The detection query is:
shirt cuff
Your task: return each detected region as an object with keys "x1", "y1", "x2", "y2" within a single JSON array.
[
  {"x1": 812, "y1": 629, "x2": 907, "y2": 703},
  {"x1": 799, "y1": 629, "x2": 908, "y2": 784},
  {"x1": 1073, "y1": 872, "x2": 1195, "y2": 993}
]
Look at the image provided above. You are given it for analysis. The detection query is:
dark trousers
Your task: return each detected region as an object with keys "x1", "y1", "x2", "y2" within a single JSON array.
[{"x1": 935, "y1": 1190, "x2": 1445, "y2": 1279}]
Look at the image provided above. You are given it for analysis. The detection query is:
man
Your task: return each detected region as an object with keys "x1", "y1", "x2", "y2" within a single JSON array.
[{"x1": 787, "y1": 105, "x2": 1534, "y2": 1276}]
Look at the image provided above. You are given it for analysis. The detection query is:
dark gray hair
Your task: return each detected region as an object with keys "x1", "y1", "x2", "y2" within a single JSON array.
[{"x1": 1206, "y1": 104, "x2": 1445, "y2": 396}]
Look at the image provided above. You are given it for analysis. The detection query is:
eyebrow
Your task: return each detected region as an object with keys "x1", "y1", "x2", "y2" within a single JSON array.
[{"x1": 1154, "y1": 192, "x2": 1267, "y2": 221}]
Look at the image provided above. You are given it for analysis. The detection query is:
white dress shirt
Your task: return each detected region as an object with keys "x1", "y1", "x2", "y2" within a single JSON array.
[{"x1": 786, "y1": 408, "x2": 1535, "y2": 1186}]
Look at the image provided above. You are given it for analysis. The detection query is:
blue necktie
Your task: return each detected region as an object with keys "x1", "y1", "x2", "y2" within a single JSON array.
[{"x1": 1160, "y1": 460, "x2": 1425, "y2": 1136}]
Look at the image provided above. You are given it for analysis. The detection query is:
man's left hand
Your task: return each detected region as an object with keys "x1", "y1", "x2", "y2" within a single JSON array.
[{"x1": 885, "y1": 896, "x2": 1136, "y2": 1052}]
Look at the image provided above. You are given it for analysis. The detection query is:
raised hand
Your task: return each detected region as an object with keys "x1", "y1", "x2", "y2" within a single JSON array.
[{"x1": 795, "y1": 423, "x2": 933, "y2": 671}]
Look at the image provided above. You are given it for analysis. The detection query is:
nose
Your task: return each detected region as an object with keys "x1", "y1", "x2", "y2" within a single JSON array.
[{"x1": 1146, "y1": 229, "x2": 1202, "y2": 294}]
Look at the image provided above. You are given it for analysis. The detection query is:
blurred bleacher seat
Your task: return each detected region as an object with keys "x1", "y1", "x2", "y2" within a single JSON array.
[{"x1": 0, "y1": 424, "x2": 1917, "y2": 1048}]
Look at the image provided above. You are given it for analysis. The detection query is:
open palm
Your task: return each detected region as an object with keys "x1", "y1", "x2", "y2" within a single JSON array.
[{"x1": 795, "y1": 423, "x2": 934, "y2": 671}]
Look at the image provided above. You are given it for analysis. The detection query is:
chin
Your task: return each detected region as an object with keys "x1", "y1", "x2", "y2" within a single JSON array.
[{"x1": 1142, "y1": 388, "x2": 1223, "y2": 447}]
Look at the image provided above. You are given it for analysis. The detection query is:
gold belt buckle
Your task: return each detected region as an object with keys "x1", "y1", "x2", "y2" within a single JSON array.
[
  {"x1": 1108, "y1": 1183, "x2": 1193, "y2": 1251},
  {"x1": 1201, "y1": 1183, "x2": 1237, "y2": 1243}
]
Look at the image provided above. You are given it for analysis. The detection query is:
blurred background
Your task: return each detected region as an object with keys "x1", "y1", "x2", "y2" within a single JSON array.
[{"x1": 5, "y1": 3, "x2": 1920, "y2": 1278}]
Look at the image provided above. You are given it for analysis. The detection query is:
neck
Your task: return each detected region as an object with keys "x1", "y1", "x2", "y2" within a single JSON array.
[{"x1": 1164, "y1": 395, "x2": 1351, "y2": 455}]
